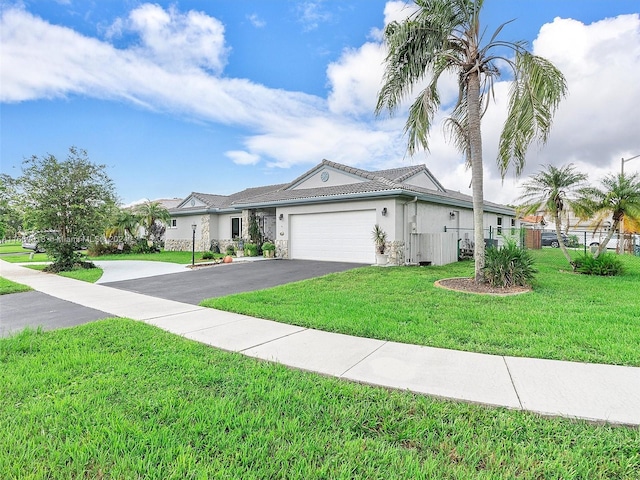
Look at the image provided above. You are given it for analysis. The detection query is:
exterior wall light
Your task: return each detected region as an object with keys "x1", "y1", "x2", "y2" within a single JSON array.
[
  {"x1": 191, "y1": 224, "x2": 197, "y2": 267},
  {"x1": 381, "y1": 207, "x2": 387, "y2": 216},
  {"x1": 279, "y1": 213, "x2": 284, "y2": 220}
]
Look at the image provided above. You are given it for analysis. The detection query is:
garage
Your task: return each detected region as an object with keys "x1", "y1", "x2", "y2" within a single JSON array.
[{"x1": 289, "y1": 210, "x2": 376, "y2": 264}]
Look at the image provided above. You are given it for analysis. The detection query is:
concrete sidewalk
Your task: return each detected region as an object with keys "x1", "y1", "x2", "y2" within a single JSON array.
[{"x1": 1, "y1": 260, "x2": 638, "y2": 427}]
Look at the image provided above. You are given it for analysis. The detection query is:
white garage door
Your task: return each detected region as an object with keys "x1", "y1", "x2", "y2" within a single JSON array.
[{"x1": 289, "y1": 210, "x2": 376, "y2": 264}]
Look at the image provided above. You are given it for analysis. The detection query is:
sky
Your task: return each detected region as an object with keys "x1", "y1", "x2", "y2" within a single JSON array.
[{"x1": 1, "y1": 0, "x2": 639, "y2": 207}]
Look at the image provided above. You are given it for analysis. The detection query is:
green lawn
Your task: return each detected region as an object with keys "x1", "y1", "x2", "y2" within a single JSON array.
[
  {"x1": 88, "y1": 250, "x2": 222, "y2": 264},
  {"x1": 0, "y1": 240, "x2": 30, "y2": 254},
  {"x1": 0, "y1": 277, "x2": 32, "y2": 295},
  {"x1": 1, "y1": 319, "x2": 637, "y2": 479},
  {"x1": 25, "y1": 264, "x2": 104, "y2": 283},
  {"x1": 1, "y1": 252, "x2": 49, "y2": 263},
  {"x1": 203, "y1": 249, "x2": 640, "y2": 366}
]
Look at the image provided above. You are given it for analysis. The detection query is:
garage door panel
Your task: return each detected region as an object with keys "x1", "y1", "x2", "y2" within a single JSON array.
[{"x1": 290, "y1": 210, "x2": 376, "y2": 264}]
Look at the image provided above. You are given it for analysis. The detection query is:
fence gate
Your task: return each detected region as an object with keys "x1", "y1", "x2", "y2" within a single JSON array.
[{"x1": 409, "y1": 233, "x2": 458, "y2": 266}]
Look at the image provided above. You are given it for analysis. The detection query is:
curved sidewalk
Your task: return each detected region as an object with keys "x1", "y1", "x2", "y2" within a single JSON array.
[{"x1": 1, "y1": 260, "x2": 638, "y2": 427}]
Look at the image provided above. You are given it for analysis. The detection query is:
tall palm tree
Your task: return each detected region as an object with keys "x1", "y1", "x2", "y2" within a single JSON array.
[
  {"x1": 375, "y1": 0, "x2": 567, "y2": 282},
  {"x1": 574, "y1": 172, "x2": 640, "y2": 257},
  {"x1": 134, "y1": 201, "x2": 171, "y2": 242},
  {"x1": 518, "y1": 164, "x2": 587, "y2": 265}
]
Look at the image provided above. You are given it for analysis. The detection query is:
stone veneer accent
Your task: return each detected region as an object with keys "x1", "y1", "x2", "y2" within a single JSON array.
[
  {"x1": 388, "y1": 241, "x2": 405, "y2": 265},
  {"x1": 275, "y1": 239, "x2": 288, "y2": 259}
]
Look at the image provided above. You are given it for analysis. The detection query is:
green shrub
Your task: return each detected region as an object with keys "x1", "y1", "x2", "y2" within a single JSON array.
[
  {"x1": 262, "y1": 241, "x2": 275, "y2": 252},
  {"x1": 483, "y1": 239, "x2": 537, "y2": 288},
  {"x1": 131, "y1": 239, "x2": 158, "y2": 254},
  {"x1": 244, "y1": 242, "x2": 258, "y2": 257},
  {"x1": 87, "y1": 241, "x2": 132, "y2": 256},
  {"x1": 43, "y1": 240, "x2": 95, "y2": 273},
  {"x1": 225, "y1": 244, "x2": 236, "y2": 256},
  {"x1": 202, "y1": 251, "x2": 215, "y2": 260},
  {"x1": 574, "y1": 252, "x2": 624, "y2": 276}
]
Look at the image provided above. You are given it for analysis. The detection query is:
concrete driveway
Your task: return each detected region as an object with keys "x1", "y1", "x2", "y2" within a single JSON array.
[{"x1": 102, "y1": 259, "x2": 362, "y2": 305}]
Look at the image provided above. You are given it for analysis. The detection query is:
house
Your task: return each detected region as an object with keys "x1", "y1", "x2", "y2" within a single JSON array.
[{"x1": 165, "y1": 159, "x2": 517, "y2": 265}]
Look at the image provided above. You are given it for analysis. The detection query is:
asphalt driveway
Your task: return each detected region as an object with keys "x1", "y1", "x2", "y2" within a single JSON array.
[
  {"x1": 1, "y1": 259, "x2": 362, "y2": 337},
  {"x1": 102, "y1": 259, "x2": 362, "y2": 305}
]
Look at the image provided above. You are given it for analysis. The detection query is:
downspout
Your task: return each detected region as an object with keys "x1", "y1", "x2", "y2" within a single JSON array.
[{"x1": 403, "y1": 196, "x2": 418, "y2": 264}]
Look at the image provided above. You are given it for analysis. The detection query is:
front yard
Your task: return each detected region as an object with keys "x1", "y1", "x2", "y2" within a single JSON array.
[
  {"x1": 202, "y1": 249, "x2": 640, "y2": 366},
  {"x1": 1, "y1": 319, "x2": 637, "y2": 479}
]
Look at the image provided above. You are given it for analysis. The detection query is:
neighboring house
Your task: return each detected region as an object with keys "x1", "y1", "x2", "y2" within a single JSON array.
[{"x1": 165, "y1": 159, "x2": 517, "y2": 265}]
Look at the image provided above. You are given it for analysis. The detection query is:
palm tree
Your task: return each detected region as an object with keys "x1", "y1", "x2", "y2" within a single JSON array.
[
  {"x1": 134, "y1": 201, "x2": 171, "y2": 242},
  {"x1": 574, "y1": 172, "x2": 640, "y2": 257},
  {"x1": 518, "y1": 164, "x2": 587, "y2": 265},
  {"x1": 375, "y1": 0, "x2": 567, "y2": 282},
  {"x1": 106, "y1": 209, "x2": 140, "y2": 241}
]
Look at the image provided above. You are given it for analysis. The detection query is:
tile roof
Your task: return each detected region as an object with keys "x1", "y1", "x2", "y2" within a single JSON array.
[{"x1": 172, "y1": 159, "x2": 513, "y2": 214}]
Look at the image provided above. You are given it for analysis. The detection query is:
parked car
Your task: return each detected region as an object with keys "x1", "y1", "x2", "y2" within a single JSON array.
[
  {"x1": 541, "y1": 232, "x2": 569, "y2": 248},
  {"x1": 21, "y1": 231, "x2": 59, "y2": 253}
]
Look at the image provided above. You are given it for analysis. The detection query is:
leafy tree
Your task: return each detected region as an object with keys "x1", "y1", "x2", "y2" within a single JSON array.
[
  {"x1": 375, "y1": 0, "x2": 567, "y2": 282},
  {"x1": 0, "y1": 173, "x2": 23, "y2": 239},
  {"x1": 518, "y1": 164, "x2": 587, "y2": 265},
  {"x1": 133, "y1": 200, "x2": 170, "y2": 244},
  {"x1": 19, "y1": 146, "x2": 118, "y2": 270},
  {"x1": 574, "y1": 172, "x2": 640, "y2": 257}
]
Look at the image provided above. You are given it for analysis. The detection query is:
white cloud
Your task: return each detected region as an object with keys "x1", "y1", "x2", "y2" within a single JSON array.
[
  {"x1": 327, "y1": 42, "x2": 385, "y2": 116},
  {"x1": 124, "y1": 4, "x2": 228, "y2": 73},
  {"x1": 247, "y1": 13, "x2": 265, "y2": 28},
  {"x1": 296, "y1": 1, "x2": 332, "y2": 31},
  {"x1": 226, "y1": 150, "x2": 261, "y2": 166}
]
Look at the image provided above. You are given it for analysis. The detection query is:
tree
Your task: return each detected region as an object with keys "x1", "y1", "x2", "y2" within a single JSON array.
[
  {"x1": 574, "y1": 172, "x2": 640, "y2": 257},
  {"x1": 133, "y1": 200, "x2": 170, "y2": 244},
  {"x1": 106, "y1": 209, "x2": 140, "y2": 241},
  {"x1": 375, "y1": 0, "x2": 567, "y2": 282},
  {"x1": 0, "y1": 173, "x2": 23, "y2": 239},
  {"x1": 518, "y1": 164, "x2": 587, "y2": 265},
  {"x1": 19, "y1": 146, "x2": 118, "y2": 270}
]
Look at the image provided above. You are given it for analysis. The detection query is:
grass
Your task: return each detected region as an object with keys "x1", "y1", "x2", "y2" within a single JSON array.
[
  {"x1": 0, "y1": 240, "x2": 30, "y2": 254},
  {"x1": 87, "y1": 250, "x2": 220, "y2": 264},
  {"x1": 26, "y1": 264, "x2": 104, "y2": 283},
  {"x1": 203, "y1": 249, "x2": 640, "y2": 367},
  {"x1": 28, "y1": 265, "x2": 104, "y2": 283},
  {"x1": 1, "y1": 252, "x2": 50, "y2": 263},
  {"x1": 1, "y1": 319, "x2": 638, "y2": 479},
  {"x1": 0, "y1": 277, "x2": 32, "y2": 295},
  {"x1": 2, "y1": 249, "x2": 223, "y2": 264}
]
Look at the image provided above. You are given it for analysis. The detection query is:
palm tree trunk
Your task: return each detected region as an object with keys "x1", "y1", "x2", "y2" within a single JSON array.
[
  {"x1": 596, "y1": 219, "x2": 620, "y2": 258},
  {"x1": 554, "y1": 215, "x2": 573, "y2": 265},
  {"x1": 467, "y1": 70, "x2": 485, "y2": 283}
]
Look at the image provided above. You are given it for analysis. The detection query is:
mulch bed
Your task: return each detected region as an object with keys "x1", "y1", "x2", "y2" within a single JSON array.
[{"x1": 435, "y1": 277, "x2": 532, "y2": 296}]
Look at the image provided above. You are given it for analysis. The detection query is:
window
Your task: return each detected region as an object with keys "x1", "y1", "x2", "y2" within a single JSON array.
[
  {"x1": 497, "y1": 217, "x2": 503, "y2": 235},
  {"x1": 231, "y1": 217, "x2": 242, "y2": 238}
]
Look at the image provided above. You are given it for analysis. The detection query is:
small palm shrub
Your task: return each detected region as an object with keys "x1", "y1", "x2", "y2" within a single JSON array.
[
  {"x1": 202, "y1": 251, "x2": 215, "y2": 260},
  {"x1": 483, "y1": 239, "x2": 537, "y2": 288},
  {"x1": 573, "y1": 252, "x2": 624, "y2": 276},
  {"x1": 225, "y1": 244, "x2": 236, "y2": 256}
]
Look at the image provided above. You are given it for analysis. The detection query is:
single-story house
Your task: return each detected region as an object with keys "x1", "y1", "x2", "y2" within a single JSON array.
[{"x1": 165, "y1": 159, "x2": 518, "y2": 265}]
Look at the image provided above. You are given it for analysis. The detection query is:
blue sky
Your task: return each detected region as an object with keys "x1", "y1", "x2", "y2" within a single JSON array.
[{"x1": 2, "y1": 1, "x2": 639, "y2": 206}]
